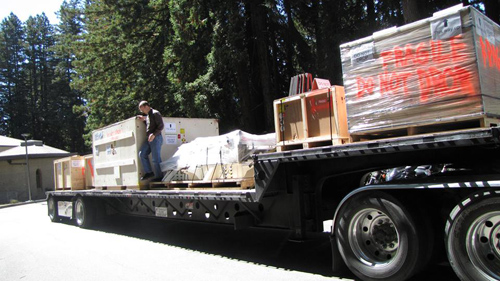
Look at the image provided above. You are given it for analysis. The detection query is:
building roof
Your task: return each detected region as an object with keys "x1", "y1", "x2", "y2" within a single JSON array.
[
  {"x1": 0, "y1": 139, "x2": 72, "y2": 160},
  {"x1": 0, "y1": 135, "x2": 22, "y2": 147}
]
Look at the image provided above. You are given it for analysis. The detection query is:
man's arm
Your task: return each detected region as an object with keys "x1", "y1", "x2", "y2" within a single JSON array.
[{"x1": 153, "y1": 111, "x2": 164, "y2": 136}]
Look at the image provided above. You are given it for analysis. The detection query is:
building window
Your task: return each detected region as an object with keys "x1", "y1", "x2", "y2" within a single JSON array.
[{"x1": 36, "y1": 169, "x2": 42, "y2": 189}]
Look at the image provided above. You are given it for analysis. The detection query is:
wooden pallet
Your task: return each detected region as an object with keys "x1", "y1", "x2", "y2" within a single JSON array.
[
  {"x1": 350, "y1": 116, "x2": 500, "y2": 142},
  {"x1": 94, "y1": 185, "x2": 144, "y2": 190},
  {"x1": 149, "y1": 178, "x2": 255, "y2": 190},
  {"x1": 276, "y1": 136, "x2": 350, "y2": 152},
  {"x1": 56, "y1": 187, "x2": 95, "y2": 191}
]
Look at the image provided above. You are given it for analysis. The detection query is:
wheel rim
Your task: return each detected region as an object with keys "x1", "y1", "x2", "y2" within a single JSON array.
[
  {"x1": 466, "y1": 211, "x2": 500, "y2": 280},
  {"x1": 48, "y1": 198, "x2": 56, "y2": 218},
  {"x1": 75, "y1": 200, "x2": 85, "y2": 226},
  {"x1": 348, "y1": 208, "x2": 400, "y2": 267}
]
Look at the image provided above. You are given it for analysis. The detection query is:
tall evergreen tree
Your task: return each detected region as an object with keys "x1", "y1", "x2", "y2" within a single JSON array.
[
  {"x1": 24, "y1": 14, "x2": 58, "y2": 144},
  {"x1": 53, "y1": 0, "x2": 87, "y2": 153},
  {"x1": 0, "y1": 14, "x2": 29, "y2": 138}
]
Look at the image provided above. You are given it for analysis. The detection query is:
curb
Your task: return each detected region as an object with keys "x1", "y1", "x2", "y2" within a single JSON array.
[{"x1": 0, "y1": 199, "x2": 46, "y2": 210}]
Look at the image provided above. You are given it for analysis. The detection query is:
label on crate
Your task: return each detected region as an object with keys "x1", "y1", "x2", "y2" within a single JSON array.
[
  {"x1": 350, "y1": 42, "x2": 374, "y2": 66},
  {"x1": 431, "y1": 13, "x2": 462, "y2": 40},
  {"x1": 94, "y1": 131, "x2": 103, "y2": 141},
  {"x1": 71, "y1": 160, "x2": 84, "y2": 168},
  {"x1": 165, "y1": 134, "x2": 177, "y2": 145},
  {"x1": 155, "y1": 207, "x2": 169, "y2": 218},
  {"x1": 164, "y1": 123, "x2": 176, "y2": 134},
  {"x1": 475, "y1": 14, "x2": 495, "y2": 44}
]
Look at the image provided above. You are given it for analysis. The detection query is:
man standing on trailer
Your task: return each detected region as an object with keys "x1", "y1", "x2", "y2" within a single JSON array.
[{"x1": 137, "y1": 100, "x2": 164, "y2": 181}]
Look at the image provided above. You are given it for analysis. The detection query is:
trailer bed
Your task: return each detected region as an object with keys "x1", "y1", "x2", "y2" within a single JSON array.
[{"x1": 50, "y1": 127, "x2": 500, "y2": 202}]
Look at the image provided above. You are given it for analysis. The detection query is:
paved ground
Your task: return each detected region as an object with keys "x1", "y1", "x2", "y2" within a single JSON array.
[{"x1": 0, "y1": 202, "x2": 458, "y2": 281}]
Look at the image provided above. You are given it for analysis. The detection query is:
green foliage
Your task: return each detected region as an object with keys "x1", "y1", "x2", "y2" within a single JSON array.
[{"x1": 0, "y1": 5, "x2": 87, "y2": 153}]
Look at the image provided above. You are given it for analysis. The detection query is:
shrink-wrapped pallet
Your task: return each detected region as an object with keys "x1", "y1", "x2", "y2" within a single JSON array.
[
  {"x1": 160, "y1": 130, "x2": 275, "y2": 171},
  {"x1": 340, "y1": 5, "x2": 500, "y2": 137}
]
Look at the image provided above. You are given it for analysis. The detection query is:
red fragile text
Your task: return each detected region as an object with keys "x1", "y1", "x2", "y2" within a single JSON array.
[
  {"x1": 479, "y1": 35, "x2": 500, "y2": 71},
  {"x1": 356, "y1": 35, "x2": 477, "y2": 103}
]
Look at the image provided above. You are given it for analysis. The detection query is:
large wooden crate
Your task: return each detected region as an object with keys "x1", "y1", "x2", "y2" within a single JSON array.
[
  {"x1": 274, "y1": 86, "x2": 350, "y2": 151},
  {"x1": 83, "y1": 154, "x2": 94, "y2": 189},
  {"x1": 53, "y1": 156, "x2": 85, "y2": 190},
  {"x1": 340, "y1": 5, "x2": 500, "y2": 140},
  {"x1": 92, "y1": 117, "x2": 219, "y2": 190}
]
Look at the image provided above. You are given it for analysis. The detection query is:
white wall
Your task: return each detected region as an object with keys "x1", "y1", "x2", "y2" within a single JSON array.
[{"x1": 0, "y1": 157, "x2": 59, "y2": 204}]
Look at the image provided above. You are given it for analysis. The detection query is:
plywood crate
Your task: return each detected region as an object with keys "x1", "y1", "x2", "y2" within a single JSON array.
[
  {"x1": 53, "y1": 156, "x2": 85, "y2": 190},
  {"x1": 340, "y1": 5, "x2": 500, "y2": 140},
  {"x1": 274, "y1": 86, "x2": 350, "y2": 151},
  {"x1": 155, "y1": 162, "x2": 255, "y2": 190},
  {"x1": 92, "y1": 117, "x2": 219, "y2": 190},
  {"x1": 83, "y1": 154, "x2": 94, "y2": 189}
]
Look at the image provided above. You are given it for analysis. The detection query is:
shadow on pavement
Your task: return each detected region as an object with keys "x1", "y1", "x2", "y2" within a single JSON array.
[
  {"x1": 60, "y1": 214, "x2": 458, "y2": 281},
  {"x1": 65, "y1": 214, "x2": 353, "y2": 279}
]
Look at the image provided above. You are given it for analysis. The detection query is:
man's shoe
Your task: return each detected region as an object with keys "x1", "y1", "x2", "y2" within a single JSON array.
[
  {"x1": 140, "y1": 172, "x2": 154, "y2": 181},
  {"x1": 151, "y1": 177, "x2": 163, "y2": 182}
]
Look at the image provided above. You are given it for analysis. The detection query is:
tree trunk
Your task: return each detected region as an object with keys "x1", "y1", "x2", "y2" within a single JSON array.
[
  {"x1": 366, "y1": 0, "x2": 376, "y2": 33},
  {"x1": 283, "y1": 0, "x2": 296, "y2": 81},
  {"x1": 401, "y1": 0, "x2": 421, "y2": 24},
  {"x1": 248, "y1": 0, "x2": 274, "y2": 132}
]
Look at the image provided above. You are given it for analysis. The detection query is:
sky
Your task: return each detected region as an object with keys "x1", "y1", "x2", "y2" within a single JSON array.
[{"x1": 0, "y1": 0, "x2": 63, "y2": 24}]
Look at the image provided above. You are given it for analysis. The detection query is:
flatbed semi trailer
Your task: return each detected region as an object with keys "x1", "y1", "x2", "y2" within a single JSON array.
[{"x1": 47, "y1": 127, "x2": 500, "y2": 281}]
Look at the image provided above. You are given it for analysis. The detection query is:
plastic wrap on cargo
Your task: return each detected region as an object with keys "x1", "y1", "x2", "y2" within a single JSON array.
[
  {"x1": 160, "y1": 130, "x2": 275, "y2": 172},
  {"x1": 340, "y1": 5, "x2": 500, "y2": 134}
]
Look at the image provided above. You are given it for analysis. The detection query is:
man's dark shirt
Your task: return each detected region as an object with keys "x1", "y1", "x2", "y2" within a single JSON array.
[{"x1": 146, "y1": 108, "x2": 164, "y2": 136}]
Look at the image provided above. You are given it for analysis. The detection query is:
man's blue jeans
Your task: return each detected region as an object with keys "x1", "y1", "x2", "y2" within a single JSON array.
[{"x1": 139, "y1": 134, "x2": 163, "y2": 179}]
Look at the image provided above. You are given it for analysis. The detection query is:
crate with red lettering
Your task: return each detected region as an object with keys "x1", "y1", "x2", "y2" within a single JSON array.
[
  {"x1": 340, "y1": 5, "x2": 500, "y2": 141},
  {"x1": 83, "y1": 154, "x2": 94, "y2": 189},
  {"x1": 274, "y1": 85, "x2": 350, "y2": 151}
]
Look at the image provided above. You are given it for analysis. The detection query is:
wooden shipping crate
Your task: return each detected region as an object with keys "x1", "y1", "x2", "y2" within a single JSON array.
[
  {"x1": 340, "y1": 5, "x2": 500, "y2": 140},
  {"x1": 92, "y1": 117, "x2": 219, "y2": 190},
  {"x1": 274, "y1": 86, "x2": 350, "y2": 151},
  {"x1": 53, "y1": 156, "x2": 85, "y2": 190},
  {"x1": 83, "y1": 154, "x2": 94, "y2": 189}
]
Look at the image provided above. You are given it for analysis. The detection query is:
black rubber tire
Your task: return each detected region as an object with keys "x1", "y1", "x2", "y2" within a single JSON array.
[
  {"x1": 74, "y1": 197, "x2": 96, "y2": 229},
  {"x1": 445, "y1": 192, "x2": 500, "y2": 281},
  {"x1": 335, "y1": 192, "x2": 426, "y2": 281},
  {"x1": 47, "y1": 196, "x2": 59, "y2": 222}
]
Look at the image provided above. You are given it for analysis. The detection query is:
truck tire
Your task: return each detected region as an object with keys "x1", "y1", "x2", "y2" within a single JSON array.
[
  {"x1": 74, "y1": 197, "x2": 96, "y2": 229},
  {"x1": 47, "y1": 196, "x2": 59, "y2": 222},
  {"x1": 445, "y1": 192, "x2": 500, "y2": 281},
  {"x1": 335, "y1": 192, "x2": 426, "y2": 281}
]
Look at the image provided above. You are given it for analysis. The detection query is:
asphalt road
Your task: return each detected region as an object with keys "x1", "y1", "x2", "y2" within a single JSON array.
[{"x1": 0, "y1": 202, "x2": 458, "y2": 281}]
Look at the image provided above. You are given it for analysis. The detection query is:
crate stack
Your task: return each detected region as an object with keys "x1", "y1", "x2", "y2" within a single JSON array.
[{"x1": 340, "y1": 5, "x2": 500, "y2": 141}]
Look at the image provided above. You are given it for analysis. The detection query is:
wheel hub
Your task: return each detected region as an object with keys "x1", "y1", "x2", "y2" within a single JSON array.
[
  {"x1": 466, "y1": 211, "x2": 500, "y2": 280},
  {"x1": 372, "y1": 217, "x2": 399, "y2": 252},
  {"x1": 349, "y1": 208, "x2": 400, "y2": 265},
  {"x1": 75, "y1": 200, "x2": 84, "y2": 225}
]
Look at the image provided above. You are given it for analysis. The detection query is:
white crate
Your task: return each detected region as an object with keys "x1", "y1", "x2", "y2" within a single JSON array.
[{"x1": 92, "y1": 117, "x2": 219, "y2": 189}]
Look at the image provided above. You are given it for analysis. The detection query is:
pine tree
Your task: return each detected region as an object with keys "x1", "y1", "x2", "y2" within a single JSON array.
[{"x1": 0, "y1": 13, "x2": 29, "y2": 138}]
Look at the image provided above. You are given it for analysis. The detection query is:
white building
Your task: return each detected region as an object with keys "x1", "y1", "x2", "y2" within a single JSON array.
[{"x1": 0, "y1": 136, "x2": 71, "y2": 204}]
